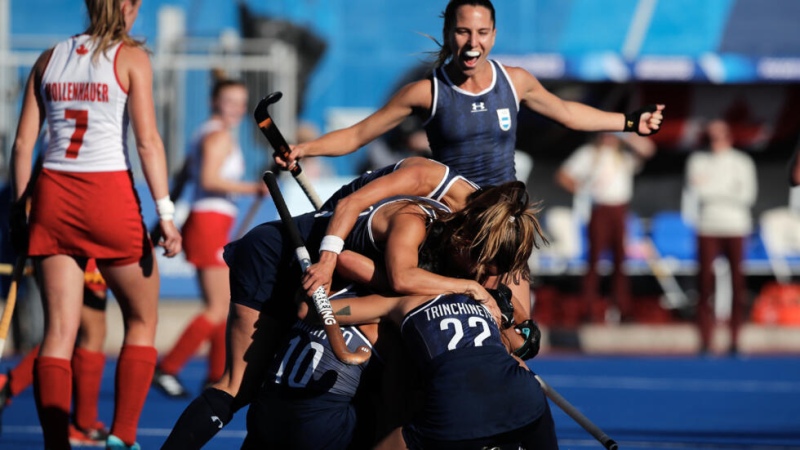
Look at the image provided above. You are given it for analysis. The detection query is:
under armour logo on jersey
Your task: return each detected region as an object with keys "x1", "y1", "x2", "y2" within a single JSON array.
[
  {"x1": 497, "y1": 108, "x2": 511, "y2": 131},
  {"x1": 76, "y1": 44, "x2": 89, "y2": 55},
  {"x1": 211, "y1": 416, "x2": 224, "y2": 429},
  {"x1": 471, "y1": 102, "x2": 487, "y2": 113}
]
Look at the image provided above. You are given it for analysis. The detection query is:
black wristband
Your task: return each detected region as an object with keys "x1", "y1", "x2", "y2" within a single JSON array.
[
  {"x1": 488, "y1": 283, "x2": 515, "y2": 329},
  {"x1": 624, "y1": 104, "x2": 659, "y2": 136}
]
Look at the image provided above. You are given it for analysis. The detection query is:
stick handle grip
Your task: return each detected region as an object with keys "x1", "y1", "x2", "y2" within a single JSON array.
[
  {"x1": 535, "y1": 375, "x2": 618, "y2": 450},
  {"x1": 255, "y1": 107, "x2": 323, "y2": 211},
  {"x1": 293, "y1": 171, "x2": 323, "y2": 210},
  {"x1": 263, "y1": 171, "x2": 371, "y2": 365}
]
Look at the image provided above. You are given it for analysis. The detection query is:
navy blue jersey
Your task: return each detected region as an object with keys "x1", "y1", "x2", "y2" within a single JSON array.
[
  {"x1": 320, "y1": 158, "x2": 479, "y2": 212},
  {"x1": 224, "y1": 210, "x2": 331, "y2": 313},
  {"x1": 401, "y1": 293, "x2": 547, "y2": 441},
  {"x1": 320, "y1": 160, "x2": 401, "y2": 211},
  {"x1": 245, "y1": 287, "x2": 379, "y2": 450},
  {"x1": 345, "y1": 196, "x2": 450, "y2": 262},
  {"x1": 226, "y1": 166, "x2": 459, "y2": 313},
  {"x1": 424, "y1": 60, "x2": 519, "y2": 187},
  {"x1": 265, "y1": 320, "x2": 374, "y2": 397},
  {"x1": 401, "y1": 294, "x2": 505, "y2": 367}
]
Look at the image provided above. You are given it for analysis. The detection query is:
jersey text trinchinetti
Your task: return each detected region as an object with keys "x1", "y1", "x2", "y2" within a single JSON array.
[
  {"x1": 44, "y1": 82, "x2": 110, "y2": 103},
  {"x1": 424, "y1": 301, "x2": 491, "y2": 321}
]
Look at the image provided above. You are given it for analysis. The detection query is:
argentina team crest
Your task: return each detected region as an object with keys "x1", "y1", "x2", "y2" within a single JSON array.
[{"x1": 497, "y1": 108, "x2": 511, "y2": 131}]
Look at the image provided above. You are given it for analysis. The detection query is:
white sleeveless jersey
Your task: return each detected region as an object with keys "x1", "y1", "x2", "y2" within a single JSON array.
[
  {"x1": 187, "y1": 119, "x2": 245, "y2": 216},
  {"x1": 40, "y1": 35, "x2": 130, "y2": 172}
]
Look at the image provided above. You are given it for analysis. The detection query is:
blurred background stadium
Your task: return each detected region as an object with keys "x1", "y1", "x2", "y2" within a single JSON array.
[
  {"x1": 1, "y1": 1, "x2": 800, "y2": 449},
  {"x1": 2, "y1": 0, "x2": 800, "y2": 354}
]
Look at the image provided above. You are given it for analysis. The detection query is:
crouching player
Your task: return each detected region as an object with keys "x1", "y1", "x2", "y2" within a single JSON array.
[{"x1": 240, "y1": 285, "x2": 383, "y2": 450}]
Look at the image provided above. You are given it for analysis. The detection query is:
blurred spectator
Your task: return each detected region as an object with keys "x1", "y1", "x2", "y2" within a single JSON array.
[
  {"x1": 789, "y1": 142, "x2": 800, "y2": 187},
  {"x1": 685, "y1": 119, "x2": 757, "y2": 355},
  {"x1": 555, "y1": 132, "x2": 655, "y2": 323}
]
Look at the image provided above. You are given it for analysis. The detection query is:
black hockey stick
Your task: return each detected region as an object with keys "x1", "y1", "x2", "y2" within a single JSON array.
[
  {"x1": 263, "y1": 170, "x2": 371, "y2": 365},
  {"x1": 254, "y1": 92, "x2": 323, "y2": 210},
  {"x1": 535, "y1": 375, "x2": 618, "y2": 450}
]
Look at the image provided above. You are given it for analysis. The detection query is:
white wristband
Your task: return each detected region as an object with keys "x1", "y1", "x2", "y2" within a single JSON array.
[
  {"x1": 319, "y1": 235, "x2": 344, "y2": 255},
  {"x1": 155, "y1": 195, "x2": 175, "y2": 222}
]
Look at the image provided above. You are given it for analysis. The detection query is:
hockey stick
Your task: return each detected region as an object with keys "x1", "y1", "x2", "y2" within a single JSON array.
[
  {"x1": 232, "y1": 195, "x2": 264, "y2": 240},
  {"x1": 254, "y1": 92, "x2": 323, "y2": 210},
  {"x1": 535, "y1": 375, "x2": 618, "y2": 450},
  {"x1": 0, "y1": 263, "x2": 34, "y2": 276},
  {"x1": 1, "y1": 158, "x2": 41, "y2": 359},
  {"x1": 0, "y1": 254, "x2": 28, "y2": 360},
  {"x1": 642, "y1": 237, "x2": 690, "y2": 310},
  {"x1": 263, "y1": 170, "x2": 371, "y2": 365}
]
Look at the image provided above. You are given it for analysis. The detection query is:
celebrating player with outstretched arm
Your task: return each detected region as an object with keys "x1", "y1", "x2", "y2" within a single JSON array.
[
  {"x1": 277, "y1": 0, "x2": 663, "y2": 185},
  {"x1": 275, "y1": 0, "x2": 664, "y2": 323}
]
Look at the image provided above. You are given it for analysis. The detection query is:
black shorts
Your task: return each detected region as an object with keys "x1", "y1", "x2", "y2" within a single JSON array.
[
  {"x1": 242, "y1": 390, "x2": 356, "y2": 450},
  {"x1": 225, "y1": 212, "x2": 329, "y2": 315},
  {"x1": 402, "y1": 401, "x2": 559, "y2": 450}
]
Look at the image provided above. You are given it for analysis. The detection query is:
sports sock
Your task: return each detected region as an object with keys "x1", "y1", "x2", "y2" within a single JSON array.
[
  {"x1": 110, "y1": 345, "x2": 156, "y2": 446},
  {"x1": 9, "y1": 344, "x2": 38, "y2": 397},
  {"x1": 71, "y1": 347, "x2": 105, "y2": 430},
  {"x1": 160, "y1": 387, "x2": 234, "y2": 449},
  {"x1": 34, "y1": 356, "x2": 72, "y2": 450},
  {"x1": 207, "y1": 322, "x2": 227, "y2": 384},
  {"x1": 159, "y1": 315, "x2": 215, "y2": 375}
]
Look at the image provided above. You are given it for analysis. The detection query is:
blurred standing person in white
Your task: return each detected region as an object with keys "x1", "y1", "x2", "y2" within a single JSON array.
[
  {"x1": 685, "y1": 119, "x2": 757, "y2": 355},
  {"x1": 556, "y1": 133, "x2": 655, "y2": 323}
]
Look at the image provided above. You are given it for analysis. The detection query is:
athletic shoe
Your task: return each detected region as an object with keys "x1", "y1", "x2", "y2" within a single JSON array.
[
  {"x1": 152, "y1": 368, "x2": 189, "y2": 398},
  {"x1": 105, "y1": 434, "x2": 141, "y2": 450},
  {"x1": 69, "y1": 421, "x2": 109, "y2": 447}
]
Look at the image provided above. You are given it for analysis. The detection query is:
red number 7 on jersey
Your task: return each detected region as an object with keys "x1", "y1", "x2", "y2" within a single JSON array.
[{"x1": 65, "y1": 109, "x2": 89, "y2": 159}]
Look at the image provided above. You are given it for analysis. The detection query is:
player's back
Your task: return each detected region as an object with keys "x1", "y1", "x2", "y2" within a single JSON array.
[
  {"x1": 41, "y1": 35, "x2": 130, "y2": 173},
  {"x1": 400, "y1": 293, "x2": 505, "y2": 366},
  {"x1": 400, "y1": 293, "x2": 546, "y2": 441}
]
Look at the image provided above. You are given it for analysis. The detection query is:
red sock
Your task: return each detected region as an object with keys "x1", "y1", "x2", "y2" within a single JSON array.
[
  {"x1": 159, "y1": 315, "x2": 215, "y2": 375},
  {"x1": 111, "y1": 345, "x2": 156, "y2": 446},
  {"x1": 72, "y1": 347, "x2": 105, "y2": 430},
  {"x1": 8, "y1": 344, "x2": 39, "y2": 397},
  {"x1": 34, "y1": 356, "x2": 71, "y2": 450},
  {"x1": 207, "y1": 322, "x2": 227, "y2": 383}
]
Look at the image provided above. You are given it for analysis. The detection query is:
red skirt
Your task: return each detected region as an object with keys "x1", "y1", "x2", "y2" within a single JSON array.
[
  {"x1": 28, "y1": 168, "x2": 152, "y2": 265},
  {"x1": 181, "y1": 210, "x2": 234, "y2": 268}
]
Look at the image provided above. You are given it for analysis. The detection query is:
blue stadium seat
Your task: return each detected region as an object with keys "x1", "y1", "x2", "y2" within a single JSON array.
[
  {"x1": 745, "y1": 230, "x2": 769, "y2": 263},
  {"x1": 650, "y1": 211, "x2": 696, "y2": 262}
]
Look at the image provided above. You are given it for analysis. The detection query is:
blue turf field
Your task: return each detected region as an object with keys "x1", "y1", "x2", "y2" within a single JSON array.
[{"x1": 1, "y1": 355, "x2": 799, "y2": 449}]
